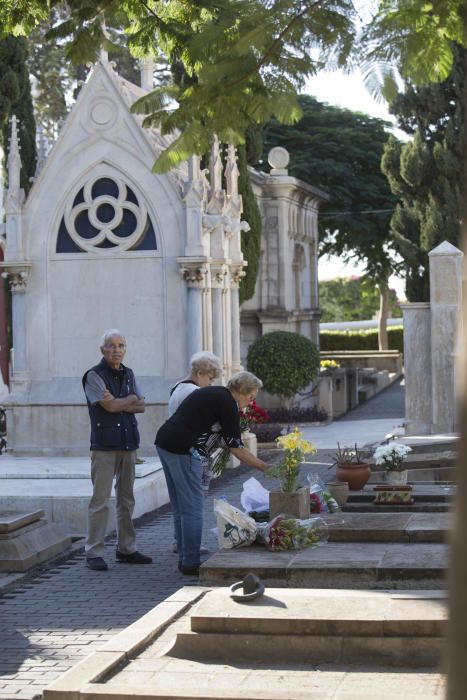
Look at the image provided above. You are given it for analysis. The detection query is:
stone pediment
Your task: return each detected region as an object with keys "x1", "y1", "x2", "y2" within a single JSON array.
[{"x1": 26, "y1": 60, "x2": 187, "y2": 206}]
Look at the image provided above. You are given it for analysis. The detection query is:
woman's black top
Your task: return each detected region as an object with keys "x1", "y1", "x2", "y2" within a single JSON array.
[{"x1": 155, "y1": 385, "x2": 242, "y2": 456}]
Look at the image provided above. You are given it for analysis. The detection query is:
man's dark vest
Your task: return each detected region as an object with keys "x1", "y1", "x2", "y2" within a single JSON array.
[{"x1": 82, "y1": 358, "x2": 140, "y2": 451}]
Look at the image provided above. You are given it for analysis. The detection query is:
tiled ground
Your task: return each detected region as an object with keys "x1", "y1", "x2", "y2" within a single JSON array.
[{"x1": 1, "y1": 450, "x2": 331, "y2": 700}]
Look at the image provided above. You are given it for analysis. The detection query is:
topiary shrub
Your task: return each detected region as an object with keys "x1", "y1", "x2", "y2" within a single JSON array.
[{"x1": 247, "y1": 331, "x2": 319, "y2": 400}]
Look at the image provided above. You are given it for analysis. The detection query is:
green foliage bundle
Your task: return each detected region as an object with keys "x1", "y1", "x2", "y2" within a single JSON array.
[
  {"x1": 0, "y1": 35, "x2": 37, "y2": 192},
  {"x1": 320, "y1": 327, "x2": 404, "y2": 353},
  {"x1": 237, "y1": 144, "x2": 262, "y2": 303},
  {"x1": 319, "y1": 277, "x2": 402, "y2": 323},
  {"x1": 247, "y1": 331, "x2": 319, "y2": 399}
]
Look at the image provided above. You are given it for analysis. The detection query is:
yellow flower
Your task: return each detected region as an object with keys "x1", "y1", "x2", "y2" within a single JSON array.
[{"x1": 276, "y1": 427, "x2": 317, "y2": 455}]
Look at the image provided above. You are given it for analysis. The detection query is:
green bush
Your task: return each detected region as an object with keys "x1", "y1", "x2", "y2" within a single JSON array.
[
  {"x1": 319, "y1": 326, "x2": 404, "y2": 353},
  {"x1": 247, "y1": 331, "x2": 320, "y2": 399}
]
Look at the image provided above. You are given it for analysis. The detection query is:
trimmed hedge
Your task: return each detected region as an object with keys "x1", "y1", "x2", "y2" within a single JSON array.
[
  {"x1": 319, "y1": 326, "x2": 404, "y2": 353},
  {"x1": 247, "y1": 331, "x2": 320, "y2": 399}
]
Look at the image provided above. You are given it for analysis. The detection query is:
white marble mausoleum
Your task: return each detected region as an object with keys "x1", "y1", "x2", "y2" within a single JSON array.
[{"x1": 1, "y1": 57, "x2": 326, "y2": 456}]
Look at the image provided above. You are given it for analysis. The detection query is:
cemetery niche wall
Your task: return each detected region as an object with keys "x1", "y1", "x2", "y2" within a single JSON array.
[{"x1": 1, "y1": 57, "x2": 325, "y2": 455}]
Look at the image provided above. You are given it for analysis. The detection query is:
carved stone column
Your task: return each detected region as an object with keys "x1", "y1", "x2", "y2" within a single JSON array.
[
  {"x1": 179, "y1": 261, "x2": 208, "y2": 359},
  {"x1": 2, "y1": 263, "x2": 31, "y2": 380},
  {"x1": 211, "y1": 266, "x2": 228, "y2": 365},
  {"x1": 230, "y1": 264, "x2": 246, "y2": 374}
]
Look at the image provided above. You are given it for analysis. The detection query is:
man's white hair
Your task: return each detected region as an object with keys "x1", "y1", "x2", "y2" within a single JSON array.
[{"x1": 100, "y1": 329, "x2": 126, "y2": 348}]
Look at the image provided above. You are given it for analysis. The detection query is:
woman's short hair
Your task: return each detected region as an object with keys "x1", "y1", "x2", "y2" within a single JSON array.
[
  {"x1": 227, "y1": 371, "x2": 263, "y2": 395},
  {"x1": 190, "y1": 351, "x2": 223, "y2": 377}
]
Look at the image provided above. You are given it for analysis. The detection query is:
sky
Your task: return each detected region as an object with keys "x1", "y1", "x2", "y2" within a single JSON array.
[{"x1": 305, "y1": 68, "x2": 407, "y2": 300}]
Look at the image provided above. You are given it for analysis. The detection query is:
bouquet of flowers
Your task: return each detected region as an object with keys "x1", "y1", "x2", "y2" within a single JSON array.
[
  {"x1": 373, "y1": 442, "x2": 412, "y2": 472},
  {"x1": 320, "y1": 359, "x2": 340, "y2": 371},
  {"x1": 256, "y1": 514, "x2": 328, "y2": 551},
  {"x1": 239, "y1": 400, "x2": 269, "y2": 432},
  {"x1": 267, "y1": 427, "x2": 317, "y2": 493}
]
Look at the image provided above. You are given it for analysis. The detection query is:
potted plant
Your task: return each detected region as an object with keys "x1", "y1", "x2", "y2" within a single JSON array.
[
  {"x1": 319, "y1": 359, "x2": 340, "y2": 375},
  {"x1": 332, "y1": 442, "x2": 371, "y2": 491},
  {"x1": 267, "y1": 427, "x2": 317, "y2": 518},
  {"x1": 373, "y1": 442, "x2": 412, "y2": 485}
]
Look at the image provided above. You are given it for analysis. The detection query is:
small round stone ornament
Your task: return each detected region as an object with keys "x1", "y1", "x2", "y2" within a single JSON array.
[{"x1": 268, "y1": 146, "x2": 290, "y2": 172}]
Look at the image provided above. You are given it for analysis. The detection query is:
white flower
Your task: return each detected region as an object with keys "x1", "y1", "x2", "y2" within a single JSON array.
[{"x1": 373, "y1": 442, "x2": 412, "y2": 471}]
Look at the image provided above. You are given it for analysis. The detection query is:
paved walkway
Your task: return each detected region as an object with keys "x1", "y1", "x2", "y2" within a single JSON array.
[{"x1": 0, "y1": 383, "x2": 405, "y2": 700}]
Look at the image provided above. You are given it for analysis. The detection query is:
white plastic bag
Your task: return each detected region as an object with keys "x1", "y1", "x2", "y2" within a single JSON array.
[
  {"x1": 214, "y1": 498, "x2": 257, "y2": 549},
  {"x1": 240, "y1": 476, "x2": 270, "y2": 514}
]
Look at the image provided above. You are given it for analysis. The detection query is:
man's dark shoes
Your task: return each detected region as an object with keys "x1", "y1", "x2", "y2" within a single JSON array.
[
  {"x1": 86, "y1": 557, "x2": 108, "y2": 571},
  {"x1": 116, "y1": 550, "x2": 152, "y2": 564},
  {"x1": 178, "y1": 562, "x2": 200, "y2": 576}
]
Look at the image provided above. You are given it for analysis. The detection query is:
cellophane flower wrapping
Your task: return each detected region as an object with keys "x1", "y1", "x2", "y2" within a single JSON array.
[
  {"x1": 256, "y1": 514, "x2": 328, "y2": 551},
  {"x1": 307, "y1": 473, "x2": 341, "y2": 513}
]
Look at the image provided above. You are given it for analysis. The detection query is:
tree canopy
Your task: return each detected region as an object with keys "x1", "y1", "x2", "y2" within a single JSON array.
[
  {"x1": 381, "y1": 46, "x2": 464, "y2": 301},
  {"x1": 0, "y1": 0, "x2": 357, "y2": 171},
  {"x1": 319, "y1": 277, "x2": 402, "y2": 322}
]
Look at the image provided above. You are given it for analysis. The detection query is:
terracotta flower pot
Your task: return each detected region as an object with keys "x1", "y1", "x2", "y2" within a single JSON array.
[{"x1": 336, "y1": 462, "x2": 371, "y2": 491}]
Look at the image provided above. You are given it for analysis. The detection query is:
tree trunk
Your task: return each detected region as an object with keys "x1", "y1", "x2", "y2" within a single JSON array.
[
  {"x1": 377, "y1": 278, "x2": 389, "y2": 351},
  {"x1": 446, "y1": 47, "x2": 467, "y2": 700}
]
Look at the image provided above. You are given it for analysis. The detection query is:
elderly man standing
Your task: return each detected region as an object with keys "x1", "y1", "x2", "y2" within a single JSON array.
[{"x1": 82, "y1": 329, "x2": 152, "y2": 571}]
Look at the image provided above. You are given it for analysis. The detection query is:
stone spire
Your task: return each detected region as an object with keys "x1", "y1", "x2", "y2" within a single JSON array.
[
  {"x1": 140, "y1": 57, "x2": 155, "y2": 91},
  {"x1": 209, "y1": 135, "x2": 223, "y2": 193},
  {"x1": 35, "y1": 125, "x2": 48, "y2": 177},
  {"x1": 99, "y1": 18, "x2": 109, "y2": 63},
  {"x1": 7, "y1": 115, "x2": 21, "y2": 198},
  {"x1": 224, "y1": 144, "x2": 239, "y2": 198}
]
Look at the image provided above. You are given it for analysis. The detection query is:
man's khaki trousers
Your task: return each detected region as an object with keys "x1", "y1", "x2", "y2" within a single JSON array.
[{"x1": 85, "y1": 450, "x2": 136, "y2": 558}]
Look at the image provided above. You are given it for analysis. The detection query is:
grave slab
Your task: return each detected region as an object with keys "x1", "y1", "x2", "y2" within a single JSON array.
[
  {"x1": 0, "y1": 510, "x2": 71, "y2": 571},
  {"x1": 200, "y1": 542, "x2": 448, "y2": 589},
  {"x1": 43, "y1": 587, "x2": 446, "y2": 700}
]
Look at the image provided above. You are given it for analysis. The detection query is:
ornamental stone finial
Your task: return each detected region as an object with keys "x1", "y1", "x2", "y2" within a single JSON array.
[
  {"x1": 139, "y1": 57, "x2": 155, "y2": 91},
  {"x1": 210, "y1": 135, "x2": 223, "y2": 193},
  {"x1": 8, "y1": 115, "x2": 21, "y2": 196},
  {"x1": 268, "y1": 146, "x2": 289, "y2": 175},
  {"x1": 224, "y1": 144, "x2": 239, "y2": 198},
  {"x1": 99, "y1": 18, "x2": 110, "y2": 63},
  {"x1": 35, "y1": 125, "x2": 48, "y2": 177}
]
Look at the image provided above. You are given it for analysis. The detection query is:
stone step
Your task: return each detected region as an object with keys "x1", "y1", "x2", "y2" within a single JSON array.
[
  {"x1": 347, "y1": 484, "x2": 454, "y2": 503},
  {"x1": 324, "y1": 513, "x2": 448, "y2": 543},
  {"x1": 369, "y1": 467, "x2": 455, "y2": 484},
  {"x1": 343, "y1": 501, "x2": 450, "y2": 513},
  {"x1": 190, "y1": 588, "x2": 446, "y2": 637},
  {"x1": 200, "y1": 542, "x2": 448, "y2": 589},
  {"x1": 169, "y1": 588, "x2": 446, "y2": 668},
  {"x1": 169, "y1": 588, "x2": 445, "y2": 669},
  {"x1": 368, "y1": 451, "x2": 457, "y2": 469},
  {"x1": 391, "y1": 435, "x2": 458, "y2": 454}
]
